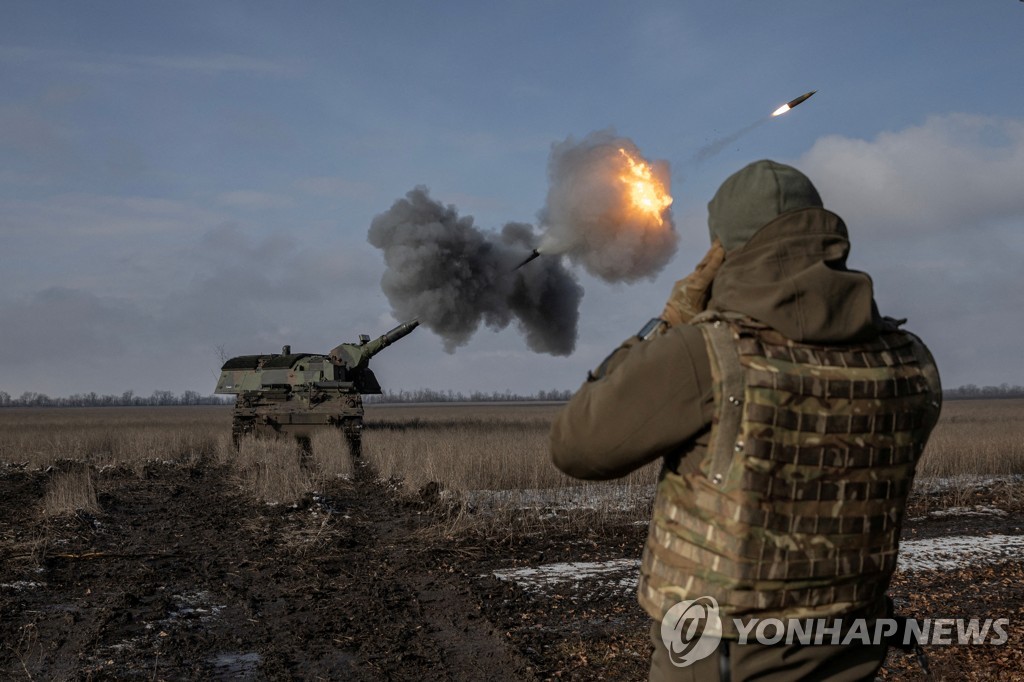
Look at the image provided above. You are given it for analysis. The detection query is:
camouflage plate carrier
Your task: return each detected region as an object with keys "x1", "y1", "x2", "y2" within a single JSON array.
[
  {"x1": 639, "y1": 312, "x2": 942, "y2": 634},
  {"x1": 214, "y1": 320, "x2": 419, "y2": 457}
]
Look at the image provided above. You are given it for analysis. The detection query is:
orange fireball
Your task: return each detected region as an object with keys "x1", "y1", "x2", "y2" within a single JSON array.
[{"x1": 618, "y1": 148, "x2": 673, "y2": 226}]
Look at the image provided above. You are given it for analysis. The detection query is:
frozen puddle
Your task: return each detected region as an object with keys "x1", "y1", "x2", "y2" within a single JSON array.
[
  {"x1": 492, "y1": 534, "x2": 1024, "y2": 592},
  {"x1": 210, "y1": 652, "x2": 261, "y2": 678}
]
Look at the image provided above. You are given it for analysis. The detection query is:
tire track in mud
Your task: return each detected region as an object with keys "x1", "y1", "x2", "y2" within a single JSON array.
[{"x1": 0, "y1": 460, "x2": 533, "y2": 681}]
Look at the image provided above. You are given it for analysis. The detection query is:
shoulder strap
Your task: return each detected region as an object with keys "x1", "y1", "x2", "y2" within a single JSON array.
[{"x1": 699, "y1": 318, "x2": 745, "y2": 486}]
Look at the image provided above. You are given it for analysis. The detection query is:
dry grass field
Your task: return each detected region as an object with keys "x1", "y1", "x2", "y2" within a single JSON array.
[
  {"x1": 0, "y1": 406, "x2": 356, "y2": 512},
  {"x1": 362, "y1": 403, "x2": 661, "y2": 533},
  {"x1": 1, "y1": 399, "x2": 1022, "y2": 516},
  {"x1": 364, "y1": 402, "x2": 657, "y2": 488},
  {"x1": 916, "y1": 399, "x2": 1024, "y2": 478},
  {"x1": 0, "y1": 406, "x2": 230, "y2": 469},
  {"x1": 362, "y1": 399, "x2": 1024, "y2": 488}
]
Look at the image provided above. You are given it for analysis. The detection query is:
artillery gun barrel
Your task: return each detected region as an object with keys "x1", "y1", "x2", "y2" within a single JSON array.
[
  {"x1": 330, "y1": 319, "x2": 419, "y2": 368},
  {"x1": 363, "y1": 319, "x2": 420, "y2": 359}
]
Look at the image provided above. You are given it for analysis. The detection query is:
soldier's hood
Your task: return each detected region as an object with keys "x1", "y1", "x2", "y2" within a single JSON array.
[{"x1": 707, "y1": 207, "x2": 882, "y2": 344}]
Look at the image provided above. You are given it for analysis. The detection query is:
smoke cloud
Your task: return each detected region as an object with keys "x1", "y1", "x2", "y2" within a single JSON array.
[
  {"x1": 368, "y1": 188, "x2": 582, "y2": 355},
  {"x1": 538, "y1": 130, "x2": 677, "y2": 282},
  {"x1": 369, "y1": 130, "x2": 675, "y2": 354}
]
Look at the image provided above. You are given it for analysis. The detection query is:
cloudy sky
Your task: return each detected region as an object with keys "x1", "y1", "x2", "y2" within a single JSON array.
[{"x1": 2, "y1": 2, "x2": 1022, "y2": 398}]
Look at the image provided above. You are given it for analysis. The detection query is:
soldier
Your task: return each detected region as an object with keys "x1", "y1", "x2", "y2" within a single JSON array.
[{"x1": 550, "y1": 160, "x2": 942, "y2": 681}]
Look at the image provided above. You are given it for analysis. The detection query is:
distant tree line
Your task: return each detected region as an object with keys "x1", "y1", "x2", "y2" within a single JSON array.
[
  {"x1": 0, "y1": 387, "x2": 570, "y2": 407},
  {"x1": 943, "y1": 384, "x2": 1024, "y2": 400},
  {"x1": 365, "y1": 388, "x2": 574, "y2": 403},
  {"x1": 3, "y1": 384, "x2": 1017, "y2": 407},
  {"x1": 371, "y1": 385, "x2": 1024, "y2": 403},
  {"x1": 0, "y1": 390, "x2": 232, "y2": 408}
]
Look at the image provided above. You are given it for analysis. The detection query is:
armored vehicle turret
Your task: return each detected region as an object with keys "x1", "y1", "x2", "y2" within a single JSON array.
[{"x1": 215, "y1": 320, "x2": 419, "y2": 456}]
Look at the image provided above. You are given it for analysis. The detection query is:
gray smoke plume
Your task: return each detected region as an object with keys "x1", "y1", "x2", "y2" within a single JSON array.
[
  {"x1": 538, "y1": 130, "x2": 678, "y2": 282},
  {"x1": 368, "y1": 187, "x2": 583, "y2": 355}
]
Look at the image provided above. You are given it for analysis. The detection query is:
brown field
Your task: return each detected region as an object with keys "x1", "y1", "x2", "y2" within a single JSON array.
[
  {"x1": 917, "y1": 399, "x2": 1024, "y2": 477},
  {"x1": 2, "y1": 393, "x2": 1015, "y2": 477},
  {"x1": 1, "y1": 399, "x2": 1021, "y2": 509},
  {"x1": 0, "y1": 399, "x2": 1022, "y2": 680},
  {"x1": 0, "y1": 406, "x2": 231, "y2": 470}
]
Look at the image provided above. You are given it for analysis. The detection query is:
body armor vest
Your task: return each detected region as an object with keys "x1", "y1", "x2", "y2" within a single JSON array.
[{"x1": 638, "y1": 313, "x2": 941, "y2": 635}]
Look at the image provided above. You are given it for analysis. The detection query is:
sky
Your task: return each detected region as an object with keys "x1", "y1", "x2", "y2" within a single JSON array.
[{"x1": 2, "y1": 1, "x2": 1023, "y2": 398}]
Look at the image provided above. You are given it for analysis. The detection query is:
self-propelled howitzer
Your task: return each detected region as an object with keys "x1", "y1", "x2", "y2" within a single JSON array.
[{"x1": 215, "y1": 320, "x2": 419, "y2": 456}]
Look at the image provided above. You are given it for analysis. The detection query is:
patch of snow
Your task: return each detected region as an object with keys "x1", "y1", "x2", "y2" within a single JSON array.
[
  {"x1": 897, "y1": 534, "x2": 1024, "y2": 572},
  {"x1": 108, "y1": 637, "x2": 142, "y2": 653},
  {"x1": 167, "y1": 590, "x2": 226, "y2": 621},
  {"x1": 911, "y1": 506, "x2": 1009, "y2": 521},
  {"x1": 492, "y1": 559, "x2": 641, "y2": 593},
  {"x1": 489, "y1": 534, "x2": 1024, "y2": 593},
  {"x1": 493, "y1": 559, "x2": 639, "y2": 585},
  {"x1": 0, "y1": 581, "x2": 46, "y2": 591}
]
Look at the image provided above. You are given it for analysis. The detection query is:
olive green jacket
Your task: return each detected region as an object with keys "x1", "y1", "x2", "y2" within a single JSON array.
[{"x1": 550, "y1": 207, "x2": 884, "y2": 479}]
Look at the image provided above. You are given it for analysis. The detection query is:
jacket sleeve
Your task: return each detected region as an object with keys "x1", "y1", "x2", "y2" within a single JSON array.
[{"x1": 549, "y1": 324, "x2": 714, "y2": 480}]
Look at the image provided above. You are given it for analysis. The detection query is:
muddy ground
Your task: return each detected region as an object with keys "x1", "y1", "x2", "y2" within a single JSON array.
[{"x1": 2, "y1": 460, "x2": 1023, "y2": 681}]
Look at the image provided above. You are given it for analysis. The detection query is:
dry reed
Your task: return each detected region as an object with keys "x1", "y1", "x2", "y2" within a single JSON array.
[
  {"x1": 3, "y1": 399, "x2": 1023, "y2": 519},
  {"x1": 234, "y1": 435, "x2": 312, "y2": 505},
  {"x1": 361, "y1": 400, "x2": 1024, "y2": 532},
  {"x1": 42, "y1": 465, "x2": 99, "y2": 516},
  {"x1": 309, "y1": 429, "x2": 354, "y2": 481},
  {"x1": 363, "y1": 400, "x2": 1024, "y2": 492},
  {"x1": 916, "y1": 400, "x2": 1024, "y2": 479},
  {"x1": 362, "y1": 404, "x2": 660, "y2": 532},
  {"x1": 0, "y1": 406, "x2": 229, "y2": 468},
  {"x1": 364, "y1": 404, "x2": 660, "y2": 491}
]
